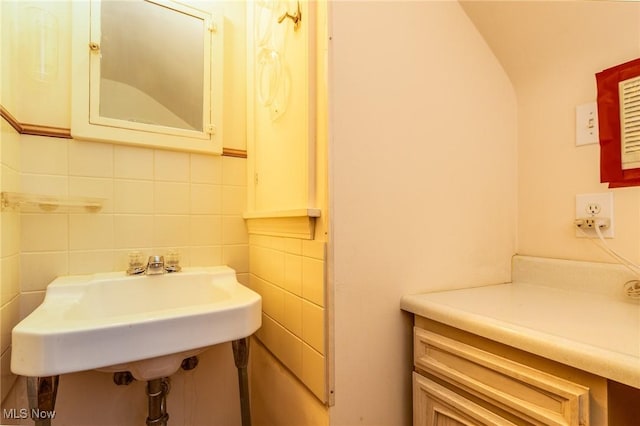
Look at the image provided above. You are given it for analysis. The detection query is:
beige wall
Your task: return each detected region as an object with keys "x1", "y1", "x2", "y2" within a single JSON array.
[
  {"x1": 329, "y1": 1, "x2": 517, "y2": 424},
  {"x1": 508, "y1": 2, "x2": 640, "y2": 263},
  {"x1": 461, "y1": 1, "x2": 640, "y2": 264}
]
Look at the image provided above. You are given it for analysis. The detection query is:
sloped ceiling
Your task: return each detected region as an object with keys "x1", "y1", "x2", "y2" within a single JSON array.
[{"x1": 459, "y1": 0, "x2": 640, "y2": 89}]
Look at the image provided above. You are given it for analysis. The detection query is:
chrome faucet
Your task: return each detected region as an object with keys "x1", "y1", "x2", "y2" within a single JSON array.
[
  {"x1": 146, "y1": 255, "x2": 165, "y2": 275},
  {"x1": 126, "y1": 251, "x2": 181, "y2": 275}
]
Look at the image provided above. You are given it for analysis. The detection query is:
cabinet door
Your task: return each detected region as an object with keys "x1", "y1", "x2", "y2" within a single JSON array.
[
  {"x1": 246, "y1": 1, "x2": 317, "y2": 213},
  {"x1": 413, "y1": 373, "x2": 517, "y2": 426},
  {"x1": 414, "y1": 328, "x2": 590, "y2": 426}
]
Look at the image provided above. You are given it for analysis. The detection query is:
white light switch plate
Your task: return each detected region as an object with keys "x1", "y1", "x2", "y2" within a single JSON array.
[{"x1": 576, "y1": 102, "x2": 599, "y2": 146}]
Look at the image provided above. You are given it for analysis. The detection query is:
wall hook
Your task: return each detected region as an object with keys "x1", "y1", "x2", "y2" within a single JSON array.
[{"x1": 278, "y1": 1, "x2": 302, "y2": 31}]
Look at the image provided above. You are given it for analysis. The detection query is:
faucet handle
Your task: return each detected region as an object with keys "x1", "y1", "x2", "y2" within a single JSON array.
[
  {"x1": 126, "y1": 251, "x2": 145, "y2": 275},
  {"x1": 165, "y1": 249, "x2": 181, "y2": 273}
]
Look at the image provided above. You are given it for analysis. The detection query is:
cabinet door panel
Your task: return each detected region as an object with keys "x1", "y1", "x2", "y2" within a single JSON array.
[
  {"x1": 413, "y1": 373, "x2": 518, "y2": 426},
  {"x1": 248, "y1": 1, "x2": 316, "y2": 213},
  {"x1": 414, "y1": 328, "x2": 589, "y2": 426}
]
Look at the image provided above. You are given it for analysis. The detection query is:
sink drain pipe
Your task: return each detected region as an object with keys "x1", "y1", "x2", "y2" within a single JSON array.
[
  {"x1": 146, "y1": 377, "x2": 170, "y2": 426},
  {"x1": 112, "y1": 356, "x2": 199, "y2": 425}
]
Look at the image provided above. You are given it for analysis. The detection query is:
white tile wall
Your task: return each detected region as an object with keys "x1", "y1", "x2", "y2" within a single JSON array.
[
  {"x1": 191, "y1": 154, "x2": 222, "y2": 184},
  {"x1": 0, "y1": 294, "x2": 19, "y2": 356},
  {"x1": 248, "y1": 234, "x2": 327, "y2": 400},
  {"x1": 20, "y1": 252, "x2": 67, "y2": 292},
  {"x1": 68, "y1": 141, "x2": 114, "y2": 178},
  {"x1": 16, "y1": 136, "x2": 249, "y2": 300},
  {"x1": 154, "y1": 150, "x2": 189, "y2": 182},
  {"x1": 114, "y1": 145, "x2": 153, "y2": 179},
  {"x1": 1, "y1": 132, "x2": 249, "y2": 404},
  {"x1": 69, "y1": 177, "x2": 114, "y2": 212},
  {"x1": 222, "y1": 216, "x2": 248, "y2": 245},
  {"x1": 190, "y1": 184, "x2": 221, "y2": 214},
  {"x1": 69, "y1": 214, "x2": 115, "y2": 250},
  {"x1": 114, "y1": 215, "x2": 155, "y2": 248},
  {"x1": 1, "y1": 121, "x2": 21, "y2": 402},
  {"x1": 1, "y1": 255, "x2": 19, "y2": 305},
  {"x1": 114, "y1": 180, "x2": 154, "y2": 213},
  {"x1": 20, "y1": 135, "x2": 67, "y2": 175},
  {"x1": 21, "y1": 214, "x2": 68, "y2": 252}
]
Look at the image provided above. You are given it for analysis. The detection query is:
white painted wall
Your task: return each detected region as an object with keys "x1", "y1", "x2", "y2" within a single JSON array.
[
  {"x1": 461, "y1": 1, "x2": 640, "y2": 266},
  {"x1": 328, "y1": 2, "x2": 517, "y2": 424},
  {"x1": 511, "y1": 2, "x2": 640, "y2": 264}
]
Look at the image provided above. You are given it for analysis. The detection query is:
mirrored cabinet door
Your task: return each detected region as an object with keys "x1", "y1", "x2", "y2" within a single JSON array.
[{"x1": 72, "y1": 0, "x2": 223, "y2": 154}]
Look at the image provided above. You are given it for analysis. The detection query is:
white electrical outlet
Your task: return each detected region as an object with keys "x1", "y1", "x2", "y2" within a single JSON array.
[{"x1": 575, "y1": 192, "x2": 614, "y2": 238}]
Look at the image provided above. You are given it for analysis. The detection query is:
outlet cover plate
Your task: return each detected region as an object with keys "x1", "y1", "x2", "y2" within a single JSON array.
[
  {"x1": 576, "y1": 192, "x2": 614, "y2": 238},
  {"x1": 576, "y1": 102, "x2": 599, "y2": 146}
]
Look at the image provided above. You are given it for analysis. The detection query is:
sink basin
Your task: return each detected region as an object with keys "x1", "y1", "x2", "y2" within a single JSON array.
[{"x1": 11, "y1": 266, "x2": 261, "y2": 380}]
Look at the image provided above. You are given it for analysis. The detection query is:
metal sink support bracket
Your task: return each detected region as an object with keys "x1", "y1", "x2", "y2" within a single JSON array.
[
  {"x1": 233, "y1": 337, "x2": 251, "y2": 426},
  {"x1": 27, "y1": 376, "x2": 58, "y2": 426}
]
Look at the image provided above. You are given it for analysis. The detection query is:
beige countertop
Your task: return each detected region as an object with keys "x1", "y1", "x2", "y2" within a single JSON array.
[{"x1": 401, "y1": 256, "x2": 640, "y2": 389}]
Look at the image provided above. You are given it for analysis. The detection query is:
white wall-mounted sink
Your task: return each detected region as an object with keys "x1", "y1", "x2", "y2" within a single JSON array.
[{"x1": 11, "y1": 266, "x2": 261, "y2": 380}]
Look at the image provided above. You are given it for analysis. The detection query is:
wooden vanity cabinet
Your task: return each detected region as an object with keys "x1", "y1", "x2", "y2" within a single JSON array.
[
  {"x1": 412, "y1": 317, "x2": 610, "y2": 426},
  {"x1": 413, "y1": 373, "x2": 519, "y2": 426}
]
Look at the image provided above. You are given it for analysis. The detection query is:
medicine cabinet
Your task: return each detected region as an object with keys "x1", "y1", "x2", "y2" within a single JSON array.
[{"x1": 71, "y1": 0, "x2": 223, "y2": 154}]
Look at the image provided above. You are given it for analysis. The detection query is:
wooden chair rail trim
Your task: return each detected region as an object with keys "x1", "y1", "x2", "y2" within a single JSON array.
[{"x1": 0, "y1": 105, "x2": 246, "y2": 158}]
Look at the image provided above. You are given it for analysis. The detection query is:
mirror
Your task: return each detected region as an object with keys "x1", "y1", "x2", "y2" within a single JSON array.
[
  {"x1": 71, "y1": 0, "x2": 223, "y2": 154},
  {"x1": 98, "y1": 0, "x2": 204, "y2": 132}
]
